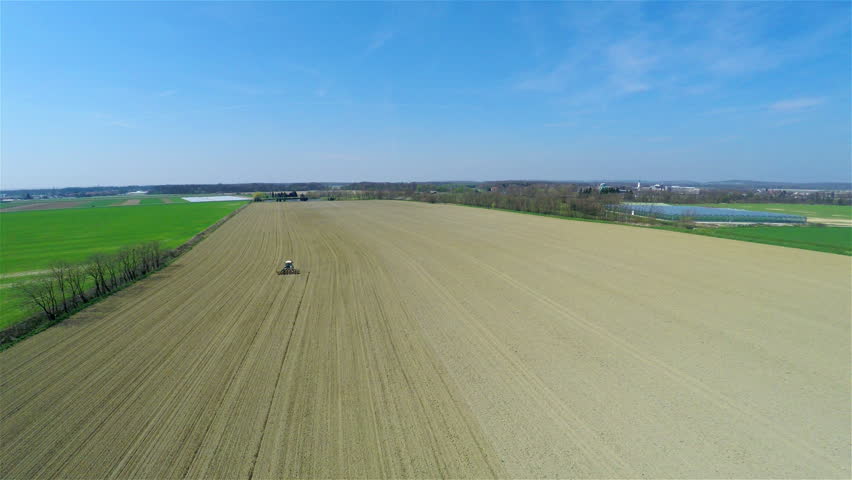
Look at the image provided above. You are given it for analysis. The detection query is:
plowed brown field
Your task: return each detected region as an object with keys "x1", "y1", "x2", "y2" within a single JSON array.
[{"x1": 1, "y1": 201, "x2": 849, "y2": 478}]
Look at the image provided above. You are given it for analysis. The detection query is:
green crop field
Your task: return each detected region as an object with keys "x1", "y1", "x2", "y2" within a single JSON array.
[
  {"x1": 688, "y1": 225, "x2": 852, "y2": 256},
  {"x1": 450, "y1": 201, "x2": 851, "y2": 255},
  {"x1": 0, "y1": 195, "x2": 192, "y2": 210},
  {"x1": 0, "y1": 201, "x2": 246, "y2": 274},
  {"x1": 0, "y1": 196, "x2": 123, "y2": 210},
  {"x1": 698, "y1": 203, "x2": 852, "y2": 220},
  {"x1": 0, "y1": 201, "x2": 246, "y2": 328}
]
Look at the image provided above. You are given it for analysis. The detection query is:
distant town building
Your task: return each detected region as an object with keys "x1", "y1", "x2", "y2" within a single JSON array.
[{"x1": 599, "y1": 183, "x2": 631, "y2": 194}]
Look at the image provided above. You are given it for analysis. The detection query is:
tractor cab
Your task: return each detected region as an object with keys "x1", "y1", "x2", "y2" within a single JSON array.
[{"x1": 277, "y1": 259, "x2": 301, "y2": 275}]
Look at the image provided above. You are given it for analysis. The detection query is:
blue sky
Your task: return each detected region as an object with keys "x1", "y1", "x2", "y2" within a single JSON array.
[{"x1": 2, "y1": 1, "x2": 849, "y2": 188}]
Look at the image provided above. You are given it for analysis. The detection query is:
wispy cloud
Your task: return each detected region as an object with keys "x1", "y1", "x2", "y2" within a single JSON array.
[
  {"x1": 209, "y1": 80, "x2": 282, "y2": 96},
  {"x1": 106, "y1": 120, "x2": 134, "y2": 128},
  {"x1": 93, "y1": 112, "x2": 135, "y2": 128},
  {"x1": 513, "y1": 2, "x2": 845, "y2": 110},
  {"x1": 704, "y1": 105, "x2": 760, "y2": 116},
  {"x1": 281, "y1": 63, "x2": 332, "y2": 98},
  {"x1": 708, "y1": 97, "x2": 828, "y2": 117},
  {"x1": 365, "y1": 30, "x2": 394, "y2": 55},
  {"x1": 316, "y1": 153, "x2": 362, "y2": 162},
  {"x1": 709, "y1": 135, "x2": 741, "y2": 145},
  {"x1": 156, "y1": 89, "x2": 177, "y2": 97},
  {"x1": 772, "y1": 117, "x2": 805, "y2": 128},
  {"x1": 543, "y1": 121, "x2": 576, "y2": 128},
  {"x1": 606, "y1": 38, "x2": 657, "y2": 94},
  {"x1": 514, "y1": 23, "x2": 659, "y2": 103},
  {"x1": 770, "y1": 97, "x2": 825, "y2": 112}
]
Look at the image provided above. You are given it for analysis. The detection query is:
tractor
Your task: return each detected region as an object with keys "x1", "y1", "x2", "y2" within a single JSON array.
[{"x1": 277, "y1": 260, "x2": 301, "y2": 275}]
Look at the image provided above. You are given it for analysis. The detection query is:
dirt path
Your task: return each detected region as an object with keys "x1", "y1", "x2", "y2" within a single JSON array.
[
  {"x1": 114, "y1": 198, "x2": 141, "y2": 206},
  {"x1": 0, "y1": 270, "x2": 49, "y2": 280},
  {"x1": 0, "y1": 270, "x2": 49, "y2": 288},
  {"x1": 1, "y1": 201, "x2": 83, "y2": 212},
  {"x1": 0, "y1": 201, "x2": 848, "y2": 478},
  {"x1": 808, "y1": 217, "x2": 852, "y2": 226}
]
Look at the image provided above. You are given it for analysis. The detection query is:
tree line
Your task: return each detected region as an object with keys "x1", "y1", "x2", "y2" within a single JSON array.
[
  {"x1": 15, "y1": 242, "x2": 166, "y2": 321},
  {"x1": 410, "y1": 185, "x2": 628, "y2": 221},
  {"x1": 325, "y1": 183, "x2": 639, "y2": 222},
  {"x1": 628, "y1": 188, "x2": 851, "y2": 206}
]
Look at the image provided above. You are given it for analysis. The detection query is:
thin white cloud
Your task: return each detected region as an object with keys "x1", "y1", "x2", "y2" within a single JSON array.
[
  {"x1": 704, "y1": 97, "x2": 827, "y2": 117},
  {"x1": 107, "y1": 120, "x2": 135, "y2": 128},
  {"x1": 366, "y1": 30, "x2": 394, "y2": 54},
  {"x1": 157, "y1": 89, "x2": 177, "y2": 97},
  {"x1": 93, "y1": 112, "x2": 135, "y2": 128},
  {"x1": 770, "y1": 97, "x2": 825, "y2": 112},
  {"x1": 515, "y1": 62, "x2": 573, "y2": 93},
  {"x1": 606, "y1": 38, "x2": 657, "y2": 94},
  {"x1": 618, "y1": 82, "x2": 650, "y2": 94},
  {"x1": 513, "y1": 2, "x2": 845, "y2": 110},
  {"x1": 705, "y1": 105, "x2": 758, "y2": 116},
  {"x1": 709, "y1": 135, "x2": 741, "y2": 144}
]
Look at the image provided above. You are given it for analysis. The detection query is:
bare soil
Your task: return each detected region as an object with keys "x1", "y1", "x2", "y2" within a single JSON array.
[
  {"x1": 1, "y1": 201, "x2": 848, "y2": 478},
  {"x1": 115, "y1": 199, "x2": 141, "y2": 206},
  {"x1": 1, "y1": 201, "x2": 83, "y2": 212},
  {"x1": 0, "y1": 270, "x2": 49, "y2": 279},
  {"x1": 808, "y1": 217, "x2": 852, "y2": 226}
]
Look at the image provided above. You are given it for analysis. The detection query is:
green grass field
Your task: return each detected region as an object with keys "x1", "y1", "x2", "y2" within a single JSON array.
[
  {"x1": 0, "y1": 195, "x2": 191, "y2": 210},
  {"x1": 451, "y1": 203, "x2": 851, "y2": 256},
  {"x1": 1, "y1": 196, "x2": 121, "y2": 209},
  {"x1": 0, "y1": 201, "x2": 246, "y2": 328},
  {"x1": 687, "y1": 225, "x2": 852, "y2": 256},
  {"x1": 698, "y1": 203, "x2": 852, "y2": 220},
  {"x1": 0, "y1": 201, "x2": 246, "y2": 274}
]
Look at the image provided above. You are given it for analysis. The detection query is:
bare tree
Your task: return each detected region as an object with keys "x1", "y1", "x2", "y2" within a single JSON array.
[
  {"x1": 103, "y1": 253, "x2": 121, "y2": 289},
  {"x1": 137, "y1": 242, "x2": 158, "y2": 274},
  {"x1": 86, "y1": 253, "x2": 109, "y2": 295},
  {"x1": 140, "y1": 241, "x2": 162, "y2": 272},
  {"x1": 67, "y1": 263, "x2": 88, "y2": 303},
  {"x1": 49, "y1": 262, "x2": 72, "y2": 313},
  {"x1": 116, "y1": 247, "x2": 138, "y2": 282},
  {"x1": 15, "y1": 277, "x2": 60, "y2": 320}
]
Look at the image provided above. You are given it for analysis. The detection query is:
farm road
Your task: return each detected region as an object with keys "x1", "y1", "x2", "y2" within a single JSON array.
[{"x1": 1, "y1": 201, "x2": 849, "y2": 478}]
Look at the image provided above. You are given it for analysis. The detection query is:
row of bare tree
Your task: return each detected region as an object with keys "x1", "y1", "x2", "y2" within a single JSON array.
[
  {"x1": 15, "y1": 242, "x2": 165, "y2": 321},
  {"x1": 410, "y1": 187, "x2": 626, "y2": 221}
]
